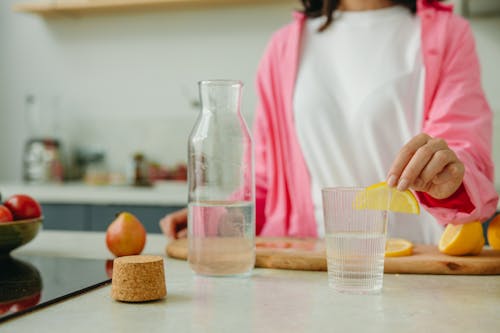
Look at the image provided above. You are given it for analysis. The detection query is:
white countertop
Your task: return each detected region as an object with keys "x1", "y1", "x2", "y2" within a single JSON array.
[
  {"x1": 0, "y1": 181, "x2": 187, "y2": 206},
  {"x1": 2, "y1": 230, "x2": 500, "y2": 333}
]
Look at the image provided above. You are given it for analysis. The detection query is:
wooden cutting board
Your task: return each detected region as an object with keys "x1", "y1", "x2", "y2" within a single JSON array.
[{"x1": 166, "y1": 237, "x2": 500, "y2": 275}]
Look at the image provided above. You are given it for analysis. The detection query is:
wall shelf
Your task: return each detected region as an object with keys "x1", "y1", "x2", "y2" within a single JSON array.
[{"x1": 13, "y1": 0, "x2": 295, "y2": 16}]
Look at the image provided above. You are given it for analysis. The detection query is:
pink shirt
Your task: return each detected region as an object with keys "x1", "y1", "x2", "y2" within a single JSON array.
[{"x1": 253, "y1": 0, "x2": 499, "y2": 237}]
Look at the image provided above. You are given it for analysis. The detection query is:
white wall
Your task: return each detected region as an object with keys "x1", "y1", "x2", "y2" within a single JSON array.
[
  {"x1": 458, "y1": 0, "x2": 500, "y2": 191},
  {"x1": 470, "y1": 16, "x2": 500, "y2": 192},
  {"x1": 0, "y1": 0, "x2": 296, "y2": 181},
  {"x1": 1, "y1": 0, "x2": 500, "y2": 189}
]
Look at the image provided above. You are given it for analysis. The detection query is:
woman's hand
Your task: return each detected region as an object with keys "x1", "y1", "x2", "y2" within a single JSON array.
[
  {"x1": 159, "y1": 208, "x2": 188, "y2": 239},
  {"x1": 386, "y1": 133, "x2": 465, "y2": 199}
]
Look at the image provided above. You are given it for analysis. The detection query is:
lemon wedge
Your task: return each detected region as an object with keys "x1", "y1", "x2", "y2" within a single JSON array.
[
  {"x1": 356, "y1": 181, "x2": 420, "y2": 214},
  {"x1": 469, "y1": 234, "x2": 485, "y2": 255},
  {"x1": 438, "y1": 221, "x2": 484, "y2": 256},
  {"x1": 385, "y1": 238, "x2": 414, "y2": 257},
  {"x1": 487, "y1": 215, "x2": 500, "y2": 250}
]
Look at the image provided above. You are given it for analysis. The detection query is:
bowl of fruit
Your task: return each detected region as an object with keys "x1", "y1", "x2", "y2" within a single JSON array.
[{"x1": 0, "y1": 194, "x2": 43, "y2": 256}]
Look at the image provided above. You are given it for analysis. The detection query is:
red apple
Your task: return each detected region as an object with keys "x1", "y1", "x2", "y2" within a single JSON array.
[
  {"x1": 4, "y1": 194, "x2": 42, "y2": 220},
  {"x1": 0, "y1": 303, "x2": 12, "y2": 315},
  {"x1": 11, "y1": 292, "x2": 41, "y2": 312},
  {"x1": 0, "y1": 205, "x2": 13, "y2": 223},
  {"x1": 105, "y1": 212, "x2": 146, "y2": 257}
]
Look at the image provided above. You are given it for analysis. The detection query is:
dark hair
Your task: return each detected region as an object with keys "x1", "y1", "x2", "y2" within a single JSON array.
[{"x1": 301, "y1": 1, "x2": 440, "y2": 31}]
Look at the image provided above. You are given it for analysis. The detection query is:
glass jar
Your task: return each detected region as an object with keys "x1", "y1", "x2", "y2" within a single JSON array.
[{"x1": 187, "y1": 80, "x2": 255, "y2": 276}]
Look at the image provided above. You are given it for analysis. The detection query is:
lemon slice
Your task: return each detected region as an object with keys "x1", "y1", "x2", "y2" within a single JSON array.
[
  {"x1": 438, "y1": 221, "x2": 484, "y2": 256},
  {"x1": 385, "y1": 238, "x2": 414, "y2": 257},
  {"x1": 487, "y1": 215, "x2": 500, "y2": 250},
  {"x1": 356, "y1": 181, "x2": 420, "y2": 214}
]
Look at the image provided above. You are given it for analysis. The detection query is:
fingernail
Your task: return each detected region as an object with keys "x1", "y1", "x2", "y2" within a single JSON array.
[
  {"x1": 397, "y1": 178, "x2": 409, "y2": 191},
  {"x1": 387, "y1": 175, "x2": 397, "y2": 187}
]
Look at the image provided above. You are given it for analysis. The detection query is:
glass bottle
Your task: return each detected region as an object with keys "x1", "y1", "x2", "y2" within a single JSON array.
[{"x1": 187, "y1": 80, "x2": 255, "y2": 276}]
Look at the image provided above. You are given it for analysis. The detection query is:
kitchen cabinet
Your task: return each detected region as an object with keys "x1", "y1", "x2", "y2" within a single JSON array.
[
  {"x1": 0, "y1": 181, "x2": 188, "y2": 233},
  {"x1": 41, "y1": 203, "x2": 183, "y2": 233},
  {"x1": 13, "y1": 0, "x2": 295, "y2": 16},
  {"x1": 41, "y1": 204, "x2": 90, "y2": 231}
]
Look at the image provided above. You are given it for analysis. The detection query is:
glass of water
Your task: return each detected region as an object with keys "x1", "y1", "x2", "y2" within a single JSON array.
[{"x1": 322, "y1": 187, "x2": 389, "y2": 294}]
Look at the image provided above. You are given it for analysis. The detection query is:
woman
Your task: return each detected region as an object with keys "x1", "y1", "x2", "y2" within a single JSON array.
[{"x1": 161, "y1": 0, "x2": 498, "y2": 244}]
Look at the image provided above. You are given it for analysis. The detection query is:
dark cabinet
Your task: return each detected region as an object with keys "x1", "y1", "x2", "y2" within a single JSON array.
[
  {"x1": 40, "y1": 204, "x2": 90, "y2": 231},
  {"x1": 41, "y1": 203, "x2": 184, "y2": 233}
]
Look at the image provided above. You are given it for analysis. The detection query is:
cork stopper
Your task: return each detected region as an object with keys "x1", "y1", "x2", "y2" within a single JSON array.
[{"x1": 111, "y1": 255, "x2": 167, "y2": 302}]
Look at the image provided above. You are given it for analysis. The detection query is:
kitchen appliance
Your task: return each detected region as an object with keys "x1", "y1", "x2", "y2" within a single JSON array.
[
  {"x1": 0, "y1": 255, "x2": 110, "y2": 323},
  {"x1": 22, "y1": 94, "x2": 65, "y2": 183},
  {"x1": 23, "y1": 138, "x2": 64, "y2": 183}
]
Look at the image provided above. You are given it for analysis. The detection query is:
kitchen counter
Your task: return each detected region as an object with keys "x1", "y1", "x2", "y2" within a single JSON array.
[
  {"x1": 1, "y1": 182, "x2": 499, "y2": 210},
  {"x1": 3, "y1": 231, "x2": 500, "y2": 333},
  {"x1": 0, "y1": 181, "x2": 188, "y2": 206},
  {"x1": 2, "y1": 181, "x2": 499, "y2": 212}
]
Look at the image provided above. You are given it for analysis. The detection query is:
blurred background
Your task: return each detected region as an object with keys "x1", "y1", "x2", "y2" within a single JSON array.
[
  {"x1": 0, "y1": 0, "x2": 499, "y2": 185},
  {"x1": 0, "y1": 0, "x2": 298, "y2": 185},
  {"x1": 0, "y1": 0, "x2": 499, "y2": 232}
]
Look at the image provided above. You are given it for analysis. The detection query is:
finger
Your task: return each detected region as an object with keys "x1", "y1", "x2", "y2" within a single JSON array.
[
  {"x1": 428, "y1": 163, "x2": 465, "y2": 199},
  {"x1": 175, "y1": 218, "x2": 188, "y2": 229},
  {"x1": 159, "y1": 216, "x2": 176, "y2": 237},
  {"x1": 387, "y1": 133, "x2": 431, "y2": 187},
  {"x1": 412, "y1": 162, "x2": 465, "y2": 199},
  {"x1": 417, "y1": 150, "x2": 457, "y2": 185},
  {"x1": 432, "y1": 162, "x2": 465, "y2": 185},
  {"x1": 397, "y1": 138, "x2": 448, "y2": 191},
  {"x1": 159, "y1": 217, "x2": 170, "y2": 236},
  {"x1": 170, "y1": 208, "x2": 188, "y2": 237},
  {"x1": 168, "y1": 208, "x2": 188, "y2": 226},
  {"x1": 159, "y1": 208, "x2": 188, "y2": 238},
  {"x1": 409, "y1": 177, "x2": 430, "y2": 193},
  {"x1": 176, "y1": 228, "x2": 188, "y2": 239}
]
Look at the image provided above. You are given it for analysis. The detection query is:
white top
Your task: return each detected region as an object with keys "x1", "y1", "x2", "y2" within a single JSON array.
[{"x1": 294, "y1": 6, "x2": 443, "y2": 244}]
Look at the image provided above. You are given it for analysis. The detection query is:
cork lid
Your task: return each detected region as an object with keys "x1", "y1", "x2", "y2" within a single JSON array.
[{"x1": 111, "y1": 255, "x2": 167, "y2": 302}]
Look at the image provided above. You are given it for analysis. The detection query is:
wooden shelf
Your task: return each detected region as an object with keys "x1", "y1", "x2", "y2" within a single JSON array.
[{"x1": 13, "y1": 0, "x2": 295, "y2": 16}]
